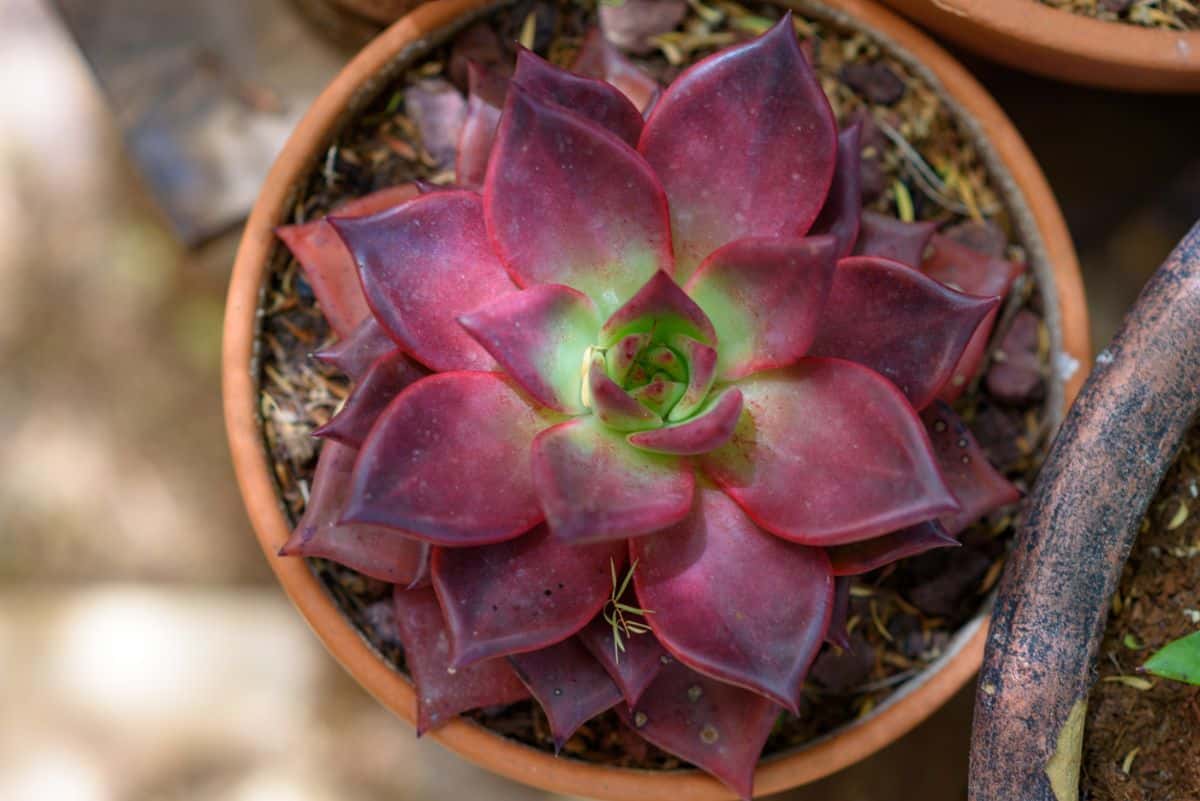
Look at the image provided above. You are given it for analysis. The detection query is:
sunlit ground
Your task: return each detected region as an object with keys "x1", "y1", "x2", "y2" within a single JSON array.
[{"x1": 1, "y1": 0, "x2": 1195, "y2": 800}]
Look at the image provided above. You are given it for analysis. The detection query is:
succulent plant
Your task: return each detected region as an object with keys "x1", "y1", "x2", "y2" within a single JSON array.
[{"x1": 277, "y1": 15, "x2": 1023, "y2": 798}]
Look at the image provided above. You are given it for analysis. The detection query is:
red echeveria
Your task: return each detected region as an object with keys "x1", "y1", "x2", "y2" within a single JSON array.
[{"x1": 279, "y1": 15, "x2": 1022, "y2": 798}]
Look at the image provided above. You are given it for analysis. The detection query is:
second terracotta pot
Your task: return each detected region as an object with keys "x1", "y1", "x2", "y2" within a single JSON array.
[
  {"x1": 880, "y1": 0, "x2": 1200, "y2": 92},
  {"x1": 223, "y1": 0, "x2": 1091, "y2": 797}
]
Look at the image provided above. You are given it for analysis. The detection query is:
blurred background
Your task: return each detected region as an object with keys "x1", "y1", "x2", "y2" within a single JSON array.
[{"x1": 1, "y1": 0, "x2": 1198, "y2": 799}]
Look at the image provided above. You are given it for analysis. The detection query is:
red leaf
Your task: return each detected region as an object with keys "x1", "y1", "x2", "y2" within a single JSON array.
[
  {"x1": 852, "y1": 210, "x2": 936, "y2": 267},
  {"x1": 314, "y1": 316, "x2": 398, "y2": 383},
  {"x1": 314, "y1": 350, "x2": 426, "y2": 449},
  {"x1": 578, "y1": 613, "x2": 668, "y2": 705},
  {"x1": 587, "y1": 356, "x2": 663, "y2": 432},
  {"x1": 809, "y1": 256, "x2": 999, "y2": 409},
  {"x1": 827, "y1": 520, "x2": 958, "y2": 576},
  {"x1": 627, "y1": 388, "x2": 743, "y2": 455},
  {"x1": 571, "y1": 28, "x2": 661, "y2": 112},
  {"x1": 633, "y1": 487, "x2": 833, "y2": 711},
  {"x1": 639, "y1": 14, "x2": 837, "y2": 279},
  {"x1": 344, "y1": 372, "x2": 548, "y2": 546},
  {"x1": 922, "y1": 401, "x2": 1021, "y2": 536},
  {"x1": 826, "y1": 576, "x2": 852, "y2": 649},
  {"x1": 276, "y1": 183, "x2": 420, "y2": 337},
  {"x1": 619, "y1": 661, "x2": 778, "y2": 800},
  {"x1": 532, "y1": 416, "x2": 694, "y2": 544},
  {"x1": 700, "y1": 358, "x2": 958, "y2": 545},
  {"x1": 392, "y1": 586, "x2": 529, "y2": 734},
  {"x1": 329, "y1": 190, "x2": 515, "y2": 372},
  {"x1": 512, "y1": 48, "x2": 643, "y2": 146},
  {"x1": 432, "y1": 525, "x2": 622, "y2": 667},
  {"x1": 280, "y1": 441, "x2": 430, "y2": 586},
  {"x1": 484, "y1": 87, "x2": 673, "y2": 314},
  {"x1": 599, "y1": 269, "x2": 716, "y2": 346},
  {"x1": 508, "y1": 638, "x2": 623, "y2": 751},
  {"x1": 809, "y1": 123, "x2": 863, "y2": 259},
  {"x1": 685, "y1": 236, "x2": 836, "y2": 380},
  {"x1": 455, "y1": 62, "x2": 509, "y2": 188}
]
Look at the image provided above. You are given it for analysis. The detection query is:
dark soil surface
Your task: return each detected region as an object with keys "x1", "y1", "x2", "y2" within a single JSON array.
[
  {"x1": 1083, "y1": 426, "x2": 1200, "y2": 801},
  {"x1": 1039, "y1": 0, "x2": 1200, "y2": 30},
  {"x1": 256, "y1": 0, "x2": 1055, "y2": 769}
]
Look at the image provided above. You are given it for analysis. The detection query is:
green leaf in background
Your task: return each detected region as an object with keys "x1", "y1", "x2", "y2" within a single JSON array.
[{"x1": 1143, "y1": 630, "x2": 1200, "y2": 685}]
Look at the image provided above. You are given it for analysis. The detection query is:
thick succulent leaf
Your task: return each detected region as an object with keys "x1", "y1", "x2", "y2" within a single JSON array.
[
  {"x1": 484, "y1": 87, "x2": 673, "y2": 315},
  {"x1": 532, "y1": 416, "x2": 694, "y2": 544},
  {"x1": 599, "y1": 270, "x2": 716, "y2": 346},
  {"x1": 633, "y1": 487, "x2": 833, "y2": 710},
  {"x1": 405, "y1": 78, "x2": 466, "y2": 170},
  {"x1": 432, "y1": 524, "x2": 622, "y2": 667},
  {"x1": 512, "y1": 48, "x2": 643, "y2": 146},
  {"x1": 392, "y1": 586, "x2": 530, "y2": 734},
  {"x1": 578, "y1": 613, "x2": 668, "y2": 705},
  {"x1": 606, "y1": 332, "x2": 652, "y2": 385},
  {"x1": 508, "y1": 638, "x2": 623, "y2": 751},
  {"x1": 314, "y1": 316, "x2": 398, "y2": 383},
  {"x1": 667, "y1": 335, "x2": 717, "y2": 421},
  {"x1": 329, "y1": 190, "x2": 514, "y2": 372},
  {"x1": 620, "y1": 660, "x2": 778, "y2": 800},
  {"x1": 459, "y1": 284, "x2": 601, "y2": 414},
  {"x1": 280, "y1": 441, "x2": 430, "y2": 586},
  {"x1": 314, "y1": 350, "x2": 426, "y2": 449},
  {"x1": 685, "y1": 236, "x2": 836, "y2": 380},
  {"x1": 276, "y1": 184, "x2": 420, "y2": 337},
  {"x1": 809, "y1": 256, "x2": 999, "y2": 410},
  {"x1": 827, "y1": 520, "x2": 958, "y2": 576},
  {"x1": 456, "y1": 62, "x2": 509, "y2": 188},
  {"x1": 627, "y1": 388, "x2": 743, "y2": 455},
  {"x1": 809, "y1": 123, "x2": 862, "y2": 259},
  {"x1": 588, "y1": 356, "x2": 663, "y2": 432},
  {"x1": 344, "y1": 372, "x2": 548, "y2": 545},
  {"x1": 700, "y1": 358, "x2": 958, "y2": 545},
  {"x1": 638, "y1": 14, "x2": 837, "y2": 280},
  {"x1": 826, "y1": 577, "x2": 852, "y2": 649},
  {"x1": 628, "y1": 374, "x2": 685, "y2": 418},
  {"x1": 570, "y1": 28, "x2": 661, "y2": 112},
  {"x1": 921, "y1": 234, "x2": 1025, "y2": 402},
  {"x1": 923, "y1": 401, "x2": 1020, "y2": 536},
  {"x1": 852, "y1": 210, "x2": 936, "y2": 267}
]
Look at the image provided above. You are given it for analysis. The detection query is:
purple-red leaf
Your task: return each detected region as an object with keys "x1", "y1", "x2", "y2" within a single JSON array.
[
  {"x1": 685, "y1": 236, "x2": 836, "y2": 380},
  {"x1": 639, "y1": 14, "x2": 837, "y2": 279},
  {"x1": 633, "y1": 487, "x2": 833, "y2": 711},
  {"x1": 809, "y1": 123, "x2": 862, "y2": 259},
  {"x1": 627, "y1": 388, "x2": 742, "y2": 455},
  {"x1": 508, "y1": 638, "x2": 623, "y2": 751},
  {"x1": 276, "y1": 184, "x2": 420, "y2": 338},
  {"x1": 392, "y1": 586, "x2": 529, "y2": 734},
  {"x1": 852, "y1": 210, "x2": 936, "y2": 267},
  {"x1": 578, "y1": 613, "x2": 668, "y2": 705},
  {"x1": 620, "y1": 661, "x2": 778, "y2": 800},
  {"x1": 314, "y1": 316, "x2": 398, "y2": 383},
  {"x1": 985, "y1": 310, "x2": 1043, "y2": 403},
  {"x1": 484, "y1": 87, "x2": 673, "y2": 314},
  {"x1": 344, "y1": 372, "x2": 547, "y2": 546},
  {"x1": 405, "y1": 78, "x2": 466, "y2": 170},
  {"x1": 459, "y1": 284, "x2": 600, "y2": 414},
  {"x1": 512, "y1": 48, "x2": 643, "y2": 146},
  {"x1": 921, "y1": 234, "x2": 1024, "y2": 402},
  {"x1": 432, "y1": 525, "x2": 622, "y2": 667},
  {"x1": 923, "y1": 401, "x2": 1021, "y2": 536},
  {"x1": 280, "y1": 441, "x2": 430, "y2": 586},
  {"x1": 314, "y1": 350, "x2": 425, "y2": 449},
  {"x1": 809, "y1": 256, "x2": 999, "y2": 409},
  {"x1": 700, "y1": 358, "x2": 958, "y2": 545},
  {"x1": 588, "y1": 356, "x2": 664, "y2": 432},
  {"x1": 826, "y1": 577, "x2": 852, "y2": 649},
  {"x1": 532, "y1": 416, "x2": 694, "y2": 544},
  {"x1": 599, "y1": 269, "x2": 716, "y2": 346},
  {"x1": 827, "y1": 520, "x2": 958, "y2": 576},
  {"x1": 667, "y1": 334, "x2": 717, "y2": 421},
  {"x1": 330, "y1": 190, "x2": 515, "y2": 372},
  {"x1": 571, "y1": 28, "x2": 661, "y2": 112},
  {"x1": 455, "y1": 62, "x2": 509, "y2": 188}
]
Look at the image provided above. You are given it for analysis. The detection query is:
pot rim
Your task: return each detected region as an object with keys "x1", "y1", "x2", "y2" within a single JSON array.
[
  {"x1": 221, "y1": 0, "x2": 1090, "y2": 798},
  {"x1": 877, "y1": 0, "x2": 1200, "y2": 92}
]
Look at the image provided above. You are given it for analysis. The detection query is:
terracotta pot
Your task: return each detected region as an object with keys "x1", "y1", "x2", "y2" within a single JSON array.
[
  {"x1": 969, "y1": 222, "x2": 1200, "y2": 801},
  {"x1": 878, "y1": 0, "x2": 1200, "y2": 93},
  {"x1": 223, "y1": 0, "x2": 1091, "y2": 797}
]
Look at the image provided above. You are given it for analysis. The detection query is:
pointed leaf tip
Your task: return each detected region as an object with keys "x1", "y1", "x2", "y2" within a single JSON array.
[
  {"x1": 512, "y1": 47, "x2": 644, "y2": 146},
  {"x1": 508, "y1": 639, "x2": 623, "y2": 751},
  {"x1": 627, "y1": 388, "x2": 743, "y2": 455}
]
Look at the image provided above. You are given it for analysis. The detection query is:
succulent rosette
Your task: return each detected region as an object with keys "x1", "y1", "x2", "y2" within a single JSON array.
[{"x1": 276, "y1": 15, "x2": 1024, "y2": 798}]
